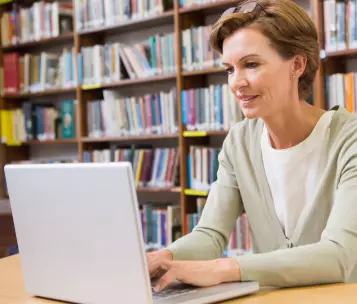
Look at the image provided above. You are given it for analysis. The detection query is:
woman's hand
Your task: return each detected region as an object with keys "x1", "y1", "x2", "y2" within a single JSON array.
[
  {"x1": 152, "y1": 258, "x2": 241, "y2": 292},
  {"x1": 146, "y1": 249, "x2": 173, "y2": 279}
]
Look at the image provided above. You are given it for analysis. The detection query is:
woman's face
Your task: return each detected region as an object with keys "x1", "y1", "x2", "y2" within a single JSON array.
[{"x1": 222, "y1": 27, "x2": 296, "y2": 119}]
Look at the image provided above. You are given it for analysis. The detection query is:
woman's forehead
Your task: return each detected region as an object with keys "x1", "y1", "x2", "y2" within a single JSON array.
[{"x1": 221, "y1": 29, "x2": 273, "y2": 62}]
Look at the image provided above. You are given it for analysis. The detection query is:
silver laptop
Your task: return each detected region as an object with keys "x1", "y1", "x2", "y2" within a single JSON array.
[{"x1": 5, "y1": 162, "x2": 259, "y2": 304}]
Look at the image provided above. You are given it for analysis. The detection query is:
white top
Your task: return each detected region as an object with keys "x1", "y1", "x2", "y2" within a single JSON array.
[{"x1": 261, "y1": 110, "x2": 334, "y2": 239}]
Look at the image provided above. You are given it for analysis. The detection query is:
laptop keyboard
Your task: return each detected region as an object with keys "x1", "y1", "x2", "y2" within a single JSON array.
[{"x1": 152, "y1": 284, "x2": 197, "y2": 300}]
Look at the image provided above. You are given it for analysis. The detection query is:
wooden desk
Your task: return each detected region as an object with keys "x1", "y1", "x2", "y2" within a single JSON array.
[{"x1": 1, "y1": 255, "x2": 357, "y2": 304}]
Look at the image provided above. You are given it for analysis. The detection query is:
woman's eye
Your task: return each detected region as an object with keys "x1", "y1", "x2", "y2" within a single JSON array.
[
  {"x1": 225, "y1": 67, "x2": 234, "y2": 74},
  {"x1": 246, "y1": 62, "x2": 259, "y2": 69}
]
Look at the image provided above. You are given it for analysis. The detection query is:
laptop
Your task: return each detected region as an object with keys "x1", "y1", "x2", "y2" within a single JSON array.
[{"x1": 5, "y1": 162, "x2": 259, "y2": 304}]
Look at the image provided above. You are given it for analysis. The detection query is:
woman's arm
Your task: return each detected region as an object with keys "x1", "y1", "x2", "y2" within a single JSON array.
[
  {"x1": 166, "y1": 130, "x2": 243, "y2": 260},
  {"x1": 234, "y1": 139, "x2": 357, "y2": 287}
]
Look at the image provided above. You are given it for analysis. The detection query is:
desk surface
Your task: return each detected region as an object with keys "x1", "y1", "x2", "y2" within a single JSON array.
[{"x1": 1, "y1": 254, "x2": 357, "y2": 304}]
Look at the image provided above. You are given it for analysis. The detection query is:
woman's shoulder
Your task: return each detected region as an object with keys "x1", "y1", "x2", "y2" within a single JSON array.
[
  {"x1": 330, "y1": 106, "x2": 357, "y2": 139},
  {"x1": 230, "y1": 117, "x2": 263, "y2": 133},
  {"x1": 326, "y1": 107, "x2": 357, "y2": 165},
  {"x1": 225, "y1": 118, "x2": 264, "y2": 147}
]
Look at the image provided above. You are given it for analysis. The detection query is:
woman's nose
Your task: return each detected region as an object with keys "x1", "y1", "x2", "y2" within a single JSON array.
[{"x1": 230, "y1": 72, "x2": 248, "y2": 92}]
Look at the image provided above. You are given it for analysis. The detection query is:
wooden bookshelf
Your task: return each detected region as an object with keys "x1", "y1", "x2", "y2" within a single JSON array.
[
  {"x1": 78, "y1": 11, "x2": 175, "y2": 36},
  {"x1": 179, "y1": 0, "x2": 237, "y2": 14},
  {"x1": 137, "y1": 187, "x2": 181, "y2": 193},
  {"x1": 181, "y1": 66, "x2": 225, "y2": 77},
  {"x1": 326, "y1": 49, "x2": 357, "y2": 58},
  {"x1": 183, "y1": 130, "x2": 228, "y2": 137},
  {"x1": 82, "y1": 134, "x2": 179, "y2": 143},
  {"x1": 25, "y1": 139, "x2": 79, "y2": 145},
  {"x1": 1, "y1": 33, "x2": 75, "y2": 52},
  {"x1": 2, "y1": 87, "x2": 77, "y2": 100},
  {"x1": 0, "y1": 198, "x2": 16, "y2": 248},
  {"x1": 82, "y1": 74, "x2": 177, "y2": 91},
  {"x1": 0, "y1": 0, "x2": 332, "y2": 243},
  {"x1": 184, "y1": 189, "x2": 208, "y2": 196},
  {"x1": 0, "y1": 199, "x2": 11, "y2": 217}
]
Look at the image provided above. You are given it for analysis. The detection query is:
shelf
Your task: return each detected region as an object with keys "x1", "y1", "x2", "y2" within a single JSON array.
[
  {"x1": 81, "y1": 74, "x2": 176, "y2": 90},
  {"x1": 2, "y1": 87, "x2": 77, "y2": 100},
  {"x1": 82, "y1": 133, "x2": 179, "y2": 143},
  {"x1": 325, "y1": 48, "x2": 357, "y2": 58},
  {"x1": 183, "y1": 130, "x2": 228, "y2": 137},
  {"x1": 78, "y1": 11, "x2": 174, "y2": 36},
  {"x1": 1, "y1": 33, "x2": 74, "y2": 52},
  {"x1": 181, "y1": 66, "x2": 225, "y2": 77},
  {"x1": 25, "y1": 139, "x2": 78, "y2": 145},
  {"x1": 184, "y1": 189, "x2": 209, "y2": 196},
  {"x1": 179, "y1": 0, "x2": 237, "y2": 15},
  {"x1": 137, "y1": 187, "x2": 181, "y2": 193},
  {"x1": 0, "y1": 199, "x2": 11, "y2": 217},
  {"x1": 206, "y1": 130, "x2": 228, "y2": 136},
  {"x1": 0, "y1": 0, "x2": 328, "y2": 247}
]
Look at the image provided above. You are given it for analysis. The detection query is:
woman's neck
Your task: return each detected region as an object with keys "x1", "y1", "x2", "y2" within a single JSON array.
[{"x1": 263, "y1": 101, "x2": 326, "y2": 150}]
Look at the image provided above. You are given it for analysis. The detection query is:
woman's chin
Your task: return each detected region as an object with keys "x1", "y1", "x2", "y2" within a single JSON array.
[{"x1": 242, "y1": 108, "x2": 262, "y2": 119}]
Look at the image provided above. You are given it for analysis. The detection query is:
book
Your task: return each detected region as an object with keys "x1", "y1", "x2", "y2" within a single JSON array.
[{"x1": 0, "y1": 1, "x2": 74, "y2": 46}]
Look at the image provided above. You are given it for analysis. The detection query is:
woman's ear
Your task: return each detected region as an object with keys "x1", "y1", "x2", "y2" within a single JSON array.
[{"x1": 292, "y1": 55, "x2": 307, "y2": 79}]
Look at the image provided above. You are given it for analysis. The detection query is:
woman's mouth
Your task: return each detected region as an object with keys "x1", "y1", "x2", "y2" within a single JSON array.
[{"x1": 239, "y1": 95, "x2": 258, "y2": 106}]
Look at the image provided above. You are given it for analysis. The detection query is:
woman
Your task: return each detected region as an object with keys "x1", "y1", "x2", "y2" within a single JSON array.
[{"x1": 148, "y1": 0, "x2": 357, "y2": 292}]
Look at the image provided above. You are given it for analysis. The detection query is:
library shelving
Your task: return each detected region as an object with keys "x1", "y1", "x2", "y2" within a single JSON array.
[
  {"x1": 77, "y1": 10, "x2": 175, "y2": 36},
  {"x1": 82, "y1": 133, "x2": 179, "y2": 143},
  {"x1": 0, "y1": 32, "x2": 75, "y2": 52},
  {"x1": 0, "y1": 0, "x2": 351, "y2": 251},
  {"x1": 2, "y1": 87, "x2": 77, "y2": 99},
  {"x1": 181, "y1": 66, "x2": 225, "y2": 77}
]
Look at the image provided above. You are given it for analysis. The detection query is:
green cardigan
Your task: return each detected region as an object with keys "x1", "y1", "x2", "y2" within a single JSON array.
[{"x1": 167, "y1": 106, "x2": 357, "y2": 287}]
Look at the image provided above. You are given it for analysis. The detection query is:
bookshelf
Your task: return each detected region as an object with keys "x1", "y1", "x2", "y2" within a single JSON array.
[{"x1": 0, "y1": 0, "x2": 349, "y2": 253}]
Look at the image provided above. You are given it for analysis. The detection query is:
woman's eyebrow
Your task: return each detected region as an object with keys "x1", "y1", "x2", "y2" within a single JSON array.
[{"x1": 222, "y1": 54, "x2": 260, "y2": 66}]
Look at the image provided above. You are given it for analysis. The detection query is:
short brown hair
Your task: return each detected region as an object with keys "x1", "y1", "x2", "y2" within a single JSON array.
[{"x1": 210, "y1": 0, "x2": 320, "y2": 100}]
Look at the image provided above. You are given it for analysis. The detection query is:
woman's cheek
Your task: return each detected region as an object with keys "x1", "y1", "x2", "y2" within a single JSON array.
[{"x1": 250, "y1": 70, "x2": 275, "y2": 90}]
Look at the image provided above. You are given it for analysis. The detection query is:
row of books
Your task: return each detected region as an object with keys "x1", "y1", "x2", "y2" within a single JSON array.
[
  {"x1": 87, "y1": 88, "x2": 178, "y2": 138},
  {"x1": 3, "y1": 49, "x2": 77, "y2": 95},
  {"x1": 182, "y1": 25, "x2": 221, "y2": 71},
  {"x1": 325, "y1": 72, "x2": 357, "y2": 113},
  {"x1": 74, "y1": 0, "x2": 173, "y2": 31},
  {"x1": 226, "y1": 213, "x2": 252, "y2": 255},
  {"x1": 79, "y1": 34, "x2": 175, "y2": 85},
  {"x1": 324, "y1": 0, "x2": 357, "y2": 52},
  {"x1": 141, "y1": 204, "x2": 181, "y2": 248},
  {"x1": 11, "y1": 158, "x2": 78, "y2": 165},
  {"x1": 188, "y1": 216, "x2": 252, "y2": 256},
  {"x1": 188, "y1": 146, "x2": 220, "y2": 191},
  {"x1": 83, "y1": 148, "x2": 131, "y2": 163},
  {"x1": 3, "y1": 23, "x2": 225, "y2": 91},
  {"x1": 0, "y1": 100, "x2": 76, "y2": 145},
  {"x1": 182, "y1": 84, "x2": 244, "y2": 131},
  {"x1": 185, "y1": 197, "x2": 252, "y2": 256},
  {"x1": 1, "y1": 1, "x2": 73, "y2": 47},
  {"x1": 83, "y1": 147, "x2": 180, "y2": 189},
  {"x1": 185, "y1": 197, "x2": 206, "y2": 232}
]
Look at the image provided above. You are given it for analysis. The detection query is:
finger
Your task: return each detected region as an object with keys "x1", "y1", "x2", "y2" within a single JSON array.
[
  {"x1": 148, "y1": 255, "x2": 161, "y2": 274},
  {"x1": 153, "y1": 269, "x2": 176, "y2": 292},
  {"x1": 151, "y1": 266, "x2": 166, "y2": 278},
  {"x1": 159, "y1": 259, "x2": 175, "y2": 269},
  {"x1": 149, "y1": 257, "x2": 171, "y2": 278},
  {"x1": 146, "y1": 252, "x2": 156, "y2": 262}
]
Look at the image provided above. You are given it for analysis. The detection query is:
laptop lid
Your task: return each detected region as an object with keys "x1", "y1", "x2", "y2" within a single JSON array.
[{"x1": 5, "y1": 162, "x2": 153, "y2": 304}]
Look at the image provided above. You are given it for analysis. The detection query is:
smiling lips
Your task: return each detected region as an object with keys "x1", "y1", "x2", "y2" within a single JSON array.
[{"x1": 236, "y1": 94, "x2": 259, "y2": 106}]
